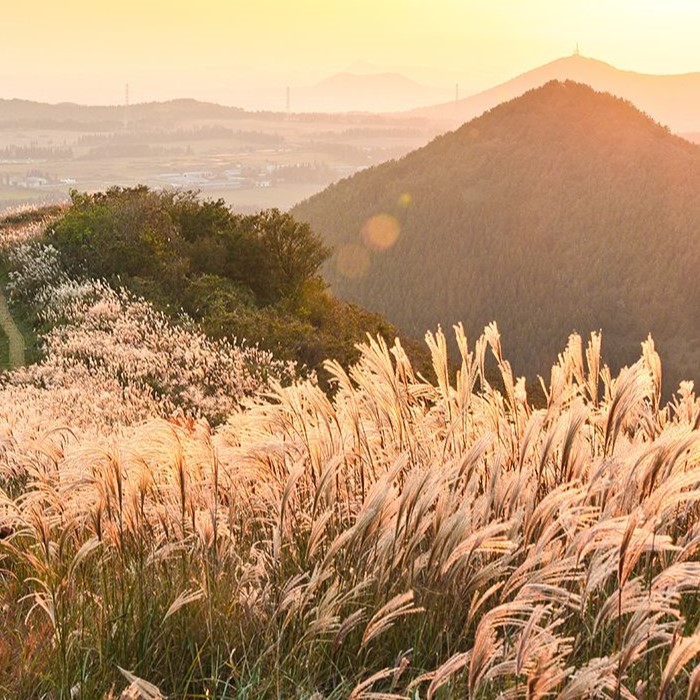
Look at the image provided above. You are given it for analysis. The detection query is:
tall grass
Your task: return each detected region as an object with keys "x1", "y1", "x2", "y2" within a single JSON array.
[
  {"x1": 2, "y1": 321, "x2": 700, "y2": 698},
  {"x1": 0, "y1": 224, "x2": 296, "y2": 432}
]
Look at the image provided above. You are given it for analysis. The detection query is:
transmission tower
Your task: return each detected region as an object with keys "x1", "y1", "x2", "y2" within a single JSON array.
[{"x1": 124, "y1": 83, "x2": 130, "y2": 129}]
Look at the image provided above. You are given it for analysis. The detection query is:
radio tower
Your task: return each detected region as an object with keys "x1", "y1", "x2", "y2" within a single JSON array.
[{"x1": 286, "y1": 86, "x2": 290, "y2": 116}]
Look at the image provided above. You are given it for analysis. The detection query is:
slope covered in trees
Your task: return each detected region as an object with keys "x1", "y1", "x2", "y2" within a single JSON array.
[
  {"x1": 31, "y1": 188, "x2": 426, "y2": 383},
  {"x1": 292, "y1": 80, "x2": 700, "y2": 394}
]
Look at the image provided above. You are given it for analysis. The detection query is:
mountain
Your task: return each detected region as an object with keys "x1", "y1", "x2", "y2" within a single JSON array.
[
  {"x1": 296, "y1": 72, "x2": 447, "y2": 113},
  {"x1": 292, "y1": 81, "x2": 700, "y2": 394},
  {"x1": 404, "y1": 55, "x2": 700, "y2": 134},
  {"x1": 0, "y1": 97, "x2": 248, "y2": 129}
]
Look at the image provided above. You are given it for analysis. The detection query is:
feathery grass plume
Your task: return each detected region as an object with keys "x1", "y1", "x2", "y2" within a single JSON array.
[
  {"x1": 424, "y1": 327, "x2": 452, "y2": 408},
  {"x1": 670, "y1": 380, "x2": 700, "y2": 428},
  {"x1": 642, "y1": 335, "x2": 663, "y2": 414},
  {"x1": 558, "y1": 656, "x2": 621, "y2": 699},
  {"x1": 162, "y1": 588, "x2": 205, "y2": 623},
  {"x1": 657, "y1": 631, "x2": 700, "y2": 700},
  {"x1": 603, "y1": 362, "x2": 654, "y2": 455},
  {"x1": 423, "y1": 651, "x2": 471, "y2": 699},
  {"x1": 453, "y1": 322, "x2": 478, "y2": 413},
  {"x1": 348, "y1": 666, "x2": 405, "y2": 700},
  {"x1": 117, "y1": 668, "x2": 165, "y2": 700},
  {"x1": 617, "y1": 608, "x2": 676, "y2": 677},
  {"x1": 360, "y1": 591, "x2": 423, "y2": 649},
  {"x1": 468, "y1": 600, "x2": 545, "y2": 694}
]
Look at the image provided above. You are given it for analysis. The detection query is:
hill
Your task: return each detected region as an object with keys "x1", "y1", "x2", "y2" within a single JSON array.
[
  {"x1": 297, "y1": 72, "x2": 447, "y2": 113},
  {"x1": 0, "y1": 97, "x2": 248, "y2": 130},
  {"x1": 404, "y1": 54, "x2": 700, "y2": 134},
  {"x1": 292, "y1": 81, "x2": 700, "y2": 394},
  {"x1": 3, "y1": 170, "x2": 700, "y2": 699},
  {"x1": 0, "y1": 191, "x2": 430, "y2": 396}
]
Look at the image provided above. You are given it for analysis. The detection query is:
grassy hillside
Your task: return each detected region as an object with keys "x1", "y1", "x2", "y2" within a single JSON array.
[
  {"x1": 0, "y1": 211, "x2": 298, "y2": 427},
  {"x1": 2, "y1": 325, "x2": 700, "y2": 697},
  {"x1": 1, "y1": 191, "x2": 430, "y2": 388},
  {"x1": 1, "y1": 194, "x2": 700, "y2": 698},
  {"x1": 292, "y1": 80, "x2": 700, "y2": 395}
]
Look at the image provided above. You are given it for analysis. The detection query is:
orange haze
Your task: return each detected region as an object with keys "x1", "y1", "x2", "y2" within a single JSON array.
[{"x1": 2, "y1": 0, "x2": 700, "y2": 108}]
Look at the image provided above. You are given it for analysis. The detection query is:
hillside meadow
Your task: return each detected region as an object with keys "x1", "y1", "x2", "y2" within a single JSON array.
[{"x1": 1, "y1": 214, "x2": 700, "y2": 698}]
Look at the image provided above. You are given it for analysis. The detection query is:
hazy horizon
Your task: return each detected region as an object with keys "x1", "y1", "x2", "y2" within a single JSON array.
[{"x1": 3, "y1": 0, "x2": 700, "y2": 110}]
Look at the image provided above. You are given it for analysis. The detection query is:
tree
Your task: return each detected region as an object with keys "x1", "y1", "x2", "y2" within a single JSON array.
[
  {"x1": 53, "y1": 187, "x2": 187, "y2": 287},
  {"x1": 244, "y1": 208, "x2": 331, "y2": 303}
]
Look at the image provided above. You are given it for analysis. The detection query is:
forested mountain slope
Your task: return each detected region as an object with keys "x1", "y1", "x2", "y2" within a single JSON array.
[{"x1": 293, "y1": 81, "x2": 700, "y2": 393}]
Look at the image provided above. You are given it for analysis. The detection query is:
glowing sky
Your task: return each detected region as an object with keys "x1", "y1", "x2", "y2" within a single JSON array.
[{"x1": 2, "y1": 0, "x2": 700, "y2": 107}]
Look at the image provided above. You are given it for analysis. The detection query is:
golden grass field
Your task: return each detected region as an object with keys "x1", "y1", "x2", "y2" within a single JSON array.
[{"x1": 1, "y1": 217, "x2": 700, "y2": 698}]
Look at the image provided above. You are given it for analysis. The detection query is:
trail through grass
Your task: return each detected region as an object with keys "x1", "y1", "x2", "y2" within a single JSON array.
[
  {"x1": 0, "y1": 325, "x2": 9, "y2": 369},
  {"x1": 0, "y1": 279, "x2": 25, "y2": 368}
]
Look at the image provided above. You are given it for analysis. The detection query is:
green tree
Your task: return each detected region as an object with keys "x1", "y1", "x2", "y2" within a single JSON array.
[
  {"x1": 243, "y1": 208, "x2": 331, "y2": 303},
  {"x1": 53, "y1": 187, "x2": 188, "y2": 290}
]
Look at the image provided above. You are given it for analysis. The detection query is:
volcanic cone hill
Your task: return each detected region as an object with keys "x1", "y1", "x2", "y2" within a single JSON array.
[
  {"x1": 292, "y1": 80, "x2": 700, "y2": 393},
  {"x1": 403, "y1": 54, "x2": 700, "y2": 134}
]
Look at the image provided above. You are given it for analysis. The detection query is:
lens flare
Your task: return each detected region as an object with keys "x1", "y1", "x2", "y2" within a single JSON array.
[
  {"x1": 398, "y1": 192, "x2": 412, "y2": 207},
  {"x1": 360, "y1": 214, "x2": 400, "y2": 251},
  {"x1": 336, "y1": 244, "x2": 371, "y2": 279}
]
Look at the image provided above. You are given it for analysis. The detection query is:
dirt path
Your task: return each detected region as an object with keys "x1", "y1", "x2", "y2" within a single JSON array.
[{"x1": 0, "y1": 286, "x2": 24, "y2": 368}]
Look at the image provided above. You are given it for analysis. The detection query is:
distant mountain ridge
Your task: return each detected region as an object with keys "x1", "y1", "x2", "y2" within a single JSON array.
[
  {"x1": 5, "y1": 55, "x2": 700, "y2": 130},
  {"x1": 297, "y1": 72, "x2": 447, "y2": 113},
  {"x1": 403, "y1": 54, "x2": 700, "y2": 134},
  {"x1": 0, "y1": 98, "x2": 247, "y2": 128},
  {"x1": 293, "y1": 81, "x2": 700, "y2": 394}
]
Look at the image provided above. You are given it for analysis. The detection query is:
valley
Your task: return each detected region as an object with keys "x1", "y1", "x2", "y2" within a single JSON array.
[{"x1": 0, "y1": 100, "x2": 438, "y2": 213}]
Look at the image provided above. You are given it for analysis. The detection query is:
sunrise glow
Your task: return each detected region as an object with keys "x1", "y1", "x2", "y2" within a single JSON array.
[{"x1": 2, "y1": 0, "x2": 700, "y2": 106}]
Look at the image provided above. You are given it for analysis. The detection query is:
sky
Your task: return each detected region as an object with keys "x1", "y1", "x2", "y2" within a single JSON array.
[{"x1": 2, "y1": 0, "x2": 700, "y2": 108}]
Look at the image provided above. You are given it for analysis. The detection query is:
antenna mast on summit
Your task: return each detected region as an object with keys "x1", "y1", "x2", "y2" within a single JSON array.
[{"x1": 574, "y1": 42, "x2": 580, "y2": 56}]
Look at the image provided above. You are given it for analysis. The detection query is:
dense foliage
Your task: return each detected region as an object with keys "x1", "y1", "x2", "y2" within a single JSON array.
[
  {"x1": 292, "y1": 80, "x2": 700, "y2": 395},
  {"x1": 49, "y1": 187, "x2": 415, "y2": 379},
  {"x1": 0, "y1": 218, "x2": 294, "y2": 427}
]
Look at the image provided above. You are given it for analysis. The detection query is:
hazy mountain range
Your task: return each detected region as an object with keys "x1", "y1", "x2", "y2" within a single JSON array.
[
  {"x1": 292, "y1": 81, "x2": 700, "y2": 394},
  {"x1": 294, "y1": 72, "x2": 448, "y2": 113},
  {"x1": 4, "y1": 54, "x2": 700, "y2": 136},
  {"x1": 404, "y1": 54, "x2": 700, "y2": 134},
  {"x1": 0, "y1": 98, "x2": 246, "y2": 129}
]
